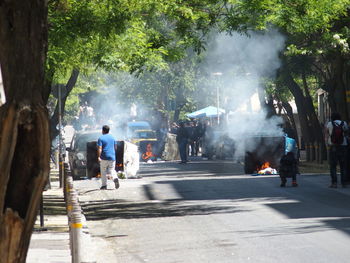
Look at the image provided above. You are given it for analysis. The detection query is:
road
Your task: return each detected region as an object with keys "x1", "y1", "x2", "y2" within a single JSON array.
[{"x1": 73, "y1": 159, "x2": 350, "y2": 263}]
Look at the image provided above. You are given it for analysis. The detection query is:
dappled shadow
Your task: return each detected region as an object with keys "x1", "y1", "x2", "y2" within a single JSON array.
[{"x1": 80, "y1": 199, "x2": 250, "y2": 220}]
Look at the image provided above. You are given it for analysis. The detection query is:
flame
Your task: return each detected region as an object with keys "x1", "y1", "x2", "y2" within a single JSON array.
[
  {"x1": 258, "y1": 162, "x2": 277, "y2": 175},
  {"x1": 260, "y1": 162, "x2": 270, "y2": 170},
  {"x1": 142, "y1": 143, "x2": 155, "y2": 161}
]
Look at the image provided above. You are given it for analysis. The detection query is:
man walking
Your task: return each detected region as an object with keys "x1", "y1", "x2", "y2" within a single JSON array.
[
  {"x1": 97, "y1": 125, "x2": 119, "y2": 190},
  {"x1": 325, "y1": 112, "x2": 348, "y2": 188}
]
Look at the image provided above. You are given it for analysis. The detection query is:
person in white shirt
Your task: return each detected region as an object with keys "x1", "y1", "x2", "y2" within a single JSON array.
[{"x1": 325, "y1": 112, "x2": 348, "y2": 188}]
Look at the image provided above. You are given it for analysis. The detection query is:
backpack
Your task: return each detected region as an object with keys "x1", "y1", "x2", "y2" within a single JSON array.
[{"x1": 331, "y1": 121, "x2": 344, "y2": 145}]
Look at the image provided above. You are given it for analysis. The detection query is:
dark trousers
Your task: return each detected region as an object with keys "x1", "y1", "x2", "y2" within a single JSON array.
[
  {"x1": 347, "y1": 145, "x2": 350, "y2": 182},
  {"x1": 280, "y1": 172, "x2": 297, "y2": 183},
  {"x1": 178, "y1": 140, "x2": 188, "y2": 162},
  {"x1": 329, "y1": 145, "x2": 347, "y2": 185}
]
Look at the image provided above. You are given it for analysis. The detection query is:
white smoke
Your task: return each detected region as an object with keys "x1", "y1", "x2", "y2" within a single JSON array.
[
  {"x1": 201, "y1": 30, "x2": 286, "y2": 158},
  {"x1": 74, "y1": 72, "x2": 146, "y2": 139}
]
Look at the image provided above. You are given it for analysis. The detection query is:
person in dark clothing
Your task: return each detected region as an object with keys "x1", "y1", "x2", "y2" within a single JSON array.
[
  {"x1": 193, "y1": 122, "x2": 204, "y2": 156},
  {"x1": 203, "y1": 122, "x2": 214, "y2": 159},
  {"x1": 170, "y1": 122, "x2": 178, "y2": 134},
  {"x1": 325, "y1": 112, "x2": 348, "y2": 188},
  {"x1": 279, "y1": 151, "x2": 298, "y2": 187},
  {"x1": 176, "y1": 122, "x2": 189, "y2": 163},
  {"x1": 187, "y1": 121, "x2": 196, "y2": 156}
]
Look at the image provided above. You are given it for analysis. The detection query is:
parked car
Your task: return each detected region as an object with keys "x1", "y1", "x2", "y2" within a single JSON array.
[{"x1": 67, "y1": 130, "x2": 101, "y2": 179}]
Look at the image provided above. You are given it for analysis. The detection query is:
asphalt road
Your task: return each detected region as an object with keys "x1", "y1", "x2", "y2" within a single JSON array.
[{"x1": 74, "y1": 159, "x2": 350, "y2": 263}]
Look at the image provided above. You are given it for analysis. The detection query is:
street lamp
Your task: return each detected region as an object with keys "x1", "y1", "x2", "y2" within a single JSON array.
[{"x1": 212, "y1": 72, "x2": 223, "y2": 125}]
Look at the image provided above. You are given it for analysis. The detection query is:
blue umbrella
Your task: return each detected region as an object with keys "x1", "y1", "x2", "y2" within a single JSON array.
[{"x1": 186, "y1": 106, "x2": 225, "y2": 118}]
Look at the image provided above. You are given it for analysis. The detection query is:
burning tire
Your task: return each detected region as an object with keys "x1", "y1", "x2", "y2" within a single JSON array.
[{"x1": 243, "y1": 136, "x2": 285, "y2": 174}]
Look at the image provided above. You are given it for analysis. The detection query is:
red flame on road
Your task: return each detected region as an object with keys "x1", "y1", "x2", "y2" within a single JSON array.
[
  {"x1": 258, "y1": 162, "x2": 277, "y2": 175},
  {"x1": 142, "y1": 143, "x2": 155, "y2": 161}
]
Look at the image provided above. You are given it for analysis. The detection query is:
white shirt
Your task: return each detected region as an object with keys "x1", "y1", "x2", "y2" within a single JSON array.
[{"x1": 326, "y1": 120, "x2": 348, "y2": 146}]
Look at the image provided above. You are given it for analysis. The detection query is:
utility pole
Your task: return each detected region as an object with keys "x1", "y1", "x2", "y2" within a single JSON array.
[
  {"x1": 58, "y1": 84, "x2": 64, "y2": 188},
  {"x1": 212, "y1": 72, "x2": 223, "y2": 125}
]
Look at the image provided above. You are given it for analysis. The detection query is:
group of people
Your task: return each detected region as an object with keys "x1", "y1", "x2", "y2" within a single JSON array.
[
  {"x1": 173, "y1": 120, "x2": 206, "y2": 164},
  {"x1": 97, "y1": 111, "x2": 349, "y2": 189},
  {"x1": 279, "y1": 112, "x2": 349, "y2": 188}
]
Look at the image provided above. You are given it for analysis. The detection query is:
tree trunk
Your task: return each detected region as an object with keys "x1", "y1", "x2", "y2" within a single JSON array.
[
  {"x1": 326, "y1": 55, "x2": 350, "y2": 121},
  {"x1": 301, "y1": 72, "x2": 325, "y2": 143},
  {"x1": 281, "y1": 101, "x2": 299, "y2": 145},
  {"x1": 0, "y1": 1, "x2": 49, "y2": 263},
  {"x1": 173, "y1": 107, "x2": 181, "y2": 122},
  {"x1": 283, "y1": 72, "x2": 313, "y2": 144}
]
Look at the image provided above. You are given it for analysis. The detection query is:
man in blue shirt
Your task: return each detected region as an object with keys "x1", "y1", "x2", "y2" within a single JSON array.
[{"x1": 97, "y1": 125, "x2": 119, "y2": 190}]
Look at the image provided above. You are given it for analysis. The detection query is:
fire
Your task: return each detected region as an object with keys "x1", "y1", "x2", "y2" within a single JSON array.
[
  {"x1": 260, "y1": 162, "x2": 270, "y2": 170},
  {"x1": 258, "y1": 162, "x2": 277, "y2": 175},
  {"x1": 142, "y1": 143, "x2": 155, "y2": 161}
]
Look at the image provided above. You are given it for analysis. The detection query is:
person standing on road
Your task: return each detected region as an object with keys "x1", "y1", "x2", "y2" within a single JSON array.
[
  {"x1": 186, "y1": 121, "x2": 196, "y2": 156},
  {"x1": 325, "y1": 112, "x2": 348, "y2": 188},
  {"x1": 176, "y1": 122, "x2": 189, "y2": 164},
  {"x1": 97, "y1": 125, "x2": 119, "y2": 190}
]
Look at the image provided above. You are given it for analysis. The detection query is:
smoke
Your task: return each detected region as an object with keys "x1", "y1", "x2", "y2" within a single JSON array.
[
  {"x1": 71, "y1": 29, "x2": 286, "y2": 161},
  {"x1": 200, "y1": 29, "x2": 286, "y2": 158},
  {"x1": 72, "y1": 72, "x2": 146, "y2": 139}
]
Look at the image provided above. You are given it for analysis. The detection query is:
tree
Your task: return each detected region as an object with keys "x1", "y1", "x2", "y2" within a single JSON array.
[
  {"x1": 46, "y1": 0, "x2": 223, "y2": 137},
  {"x1": 221, "y1": 0, "x2": 349, "y2": 154},
  {"x1": 270, "y1": 1, "x2": 350, "y2": 119},
  {"x1": 0, "y1": 1, "x2": 224, "y2": 261},
  {"x1": 0, "y1": 1, "x2": 50, "y2": 262},
  {"x1": 270, "y1": 1, "x2": 349, "y2": 158}
]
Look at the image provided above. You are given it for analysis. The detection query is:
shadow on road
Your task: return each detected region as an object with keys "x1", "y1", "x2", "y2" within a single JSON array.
[
  {"x1": 139, "y1": 159, "x2": 244, "y2": 177},
  {"x1": 81, "y1": 159, "x2": 350, "y2": 238},
  {"x1": 81, "y1": 199, "x2": 250, "y2": 220}
]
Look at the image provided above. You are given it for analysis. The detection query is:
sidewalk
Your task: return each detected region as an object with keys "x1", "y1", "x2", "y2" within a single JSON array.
[{"x1": 27, "y1": 169, "x2": 71, "y2": 263}]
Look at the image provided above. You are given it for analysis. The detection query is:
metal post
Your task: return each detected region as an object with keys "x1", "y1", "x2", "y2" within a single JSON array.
[
  {"x1": 58, "y1": 85, "x2": 64, "y2": 188},
  {"x1": 71, "y1": 196, "x2": 82, "y2": 263},
  {"x1": 40, "y1": 194, "x2": 44, "y2": 227}
]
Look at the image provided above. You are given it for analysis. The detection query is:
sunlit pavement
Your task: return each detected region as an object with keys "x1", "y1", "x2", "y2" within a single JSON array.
[
  {"x1": 27, "y1": 169, "x2": 70, "y2": 263},
  {"x1": 73, "y1": 158, "x2": 350, "y2": 263}
]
